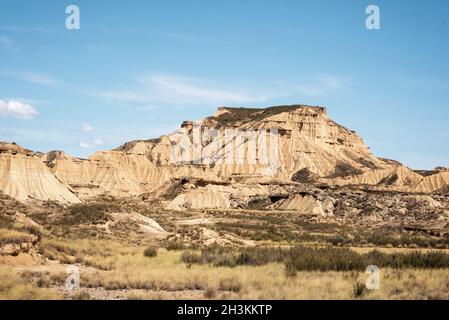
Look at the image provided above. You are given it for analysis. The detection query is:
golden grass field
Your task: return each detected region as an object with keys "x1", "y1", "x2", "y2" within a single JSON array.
[{"x1": 1, "y1": 238, "x2": 449, "y2": 300}]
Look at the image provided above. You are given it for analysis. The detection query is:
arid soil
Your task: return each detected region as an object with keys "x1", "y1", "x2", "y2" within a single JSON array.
[{"x1": 1, "y1": 105, "x2": 448, "y2": 300}]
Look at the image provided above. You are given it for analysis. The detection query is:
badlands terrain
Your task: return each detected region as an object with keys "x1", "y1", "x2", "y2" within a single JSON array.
[{"x1": 1, "y1": 104, "x2": 449, "y2": 299}]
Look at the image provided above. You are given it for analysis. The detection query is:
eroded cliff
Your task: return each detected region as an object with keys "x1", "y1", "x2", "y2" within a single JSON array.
[{"x1": 1, "y1": 104, "x2": 447, "y2": 203}]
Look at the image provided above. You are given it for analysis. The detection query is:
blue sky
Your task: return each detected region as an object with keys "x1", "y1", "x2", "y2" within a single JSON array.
[{"x1": 0, "y1": 0, "x2": 448, "y2": 169}]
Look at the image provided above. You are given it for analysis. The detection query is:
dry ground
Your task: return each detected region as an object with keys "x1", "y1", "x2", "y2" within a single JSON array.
[
  {"x1": 2, "y1": 241, "x2": 449, "y2": 300},
  {"x1": 1, "y1": 194, "x2": 449, "y2": 300}
]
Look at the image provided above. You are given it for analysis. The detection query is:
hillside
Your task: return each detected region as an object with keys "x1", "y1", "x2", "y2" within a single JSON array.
[{"x1": 0, "y1": 104, "x2": 448, "y2": 203}]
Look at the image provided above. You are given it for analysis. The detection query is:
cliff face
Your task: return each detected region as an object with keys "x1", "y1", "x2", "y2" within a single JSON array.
[
  {"x1": 1, "y1": 104, "x2": 447, "y2": 203},
  {"x1": 0, "y1": 143, "x2": 80, "y2": 203},
  {"x1": 47, "y1": 105, "x2": 392, "y2": 199}
]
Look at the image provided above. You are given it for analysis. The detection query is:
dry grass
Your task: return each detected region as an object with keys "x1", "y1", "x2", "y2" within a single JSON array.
[
  {"x1": 0, "y1": 228, "x2": 35, "y2": 245},
  {"x1": 63, "y1": 242, "x2": 449, "y2": 299},
  {"x1": 38, "y1": 238, "x2": 139, "y2": 270},
  {"x1": 0, "y1": 267, "x2": 62, "y2": 300},
  {"x1": 3, "y1": 237, "x2": 449, "y2": 299}
]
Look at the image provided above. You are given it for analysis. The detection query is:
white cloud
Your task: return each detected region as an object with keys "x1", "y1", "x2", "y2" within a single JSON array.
[
  {"x1": 0, "y1": 25, "x2": 51, "y2": 33},
  {"x1": 287, "y1": 75, "x2": 349, "y2": 97},
  {"x1": 79, "y1": 142, "x2": 92, "y2": 148},
  {"x1": 0, "y1": 100, "x2": 38, "y2": 119},
  {"x1": 397, "y1": 78, "x2": 448, "y2": 90},
  {"x1": 158, "y1": 32, "x2": 207, "y2": 43},
  {"x1": 81, "y1": 122, "x2": 93, "y2": 132},
  {"x1": 93, "y1": 90, "x2": 150, "y2": 104},
  {"x1": 93, "y1": 74, "x2": 268, "y2": 106},
  {"x1": 0, "y1": 71, "x2": 61, "y2": 87},
  {"x1": 140, "y1": 74, "x2": 268, "y2": 104},
  {"x1": 92, "y1": 73, "x2": 350, "y2": 107},
  {"x1": 21, "y1": 73, "x2": 60, "y2": 86},
  {"x1": 79, "y1": 138, "x2": 104, "y2": 149}
]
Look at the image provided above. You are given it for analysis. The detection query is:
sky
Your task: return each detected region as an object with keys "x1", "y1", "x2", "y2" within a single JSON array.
[{"x1": 0, "y1": 0, "x2": 448, "y2": 169}]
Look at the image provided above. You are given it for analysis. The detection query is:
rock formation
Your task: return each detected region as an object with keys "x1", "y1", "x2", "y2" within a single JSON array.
[
  {"x1": 0, "y1": 143, "x2": 80, "y2": 203},
  {"x1": 0, "y1": 104, "x2": 448, "y2": 204}
]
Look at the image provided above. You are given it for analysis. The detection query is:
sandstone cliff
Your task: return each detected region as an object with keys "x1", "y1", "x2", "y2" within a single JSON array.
[
  {"x1": 47, "y1": 105, "x2": 397, "y2": 199},
  {"x1": 0, "y1": 143, "x2": 80, "y2": 203},
  {"x1": 1, "y1": 105, "x2": 447, "y2": 203}
]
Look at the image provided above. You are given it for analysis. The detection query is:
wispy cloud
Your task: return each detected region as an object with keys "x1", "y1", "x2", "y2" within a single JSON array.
[
  {"x1": 93, "y1": 74, "x2": 268, "y2": 106},
  {"x1": 158, "y1": 32, "x2": 209, "y2": 43},
  {"x1": 0, "y1": 71, "x2": 61, "y2": 87},
  {"x1": 140, "y1": 74, "x2": 268, "y2": 104},
  {"x1": 80, "y1": 138, "x2": 104, "y2": 149},
  {"x1": 0, "y1": 25, "x2": 52, "y2": 33},
  {"x1": 0, "y1": 99, "x2": 38, "y2": 119},
  {"x1": 21, "y1": 73, "x2": 60, "y2": 86},
  {"x1": 81, "y1": 123, "x2": 94, "y2": 132},
  {"x1": 396, "y1": 77, "x2": 448, "y2": 90},
  {"x1": 91, "y1": 73, "x2": 350, "y2": 107},
  {"x1": 284, "y1": 75, "x2": 351, "y2": 97},
  {"x1": 93, "y1": 90, "x2": 150, "y2": 104}
]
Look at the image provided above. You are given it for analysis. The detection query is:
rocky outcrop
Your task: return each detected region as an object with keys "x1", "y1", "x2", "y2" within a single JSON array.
[
  {"x1": 414, "y1": 170, "x2": 449, "y2": 193},
  {"x1": 0, "y1": 240, "x2": 37, "y2": 256},
  {"x1": 1, "y1": 104, "x2": 448, "y2": 203},
  {"x1": 271, "y1": 194, "x2": 334, "y2": 216},
  {"x1": 327, "y1": 166, "x2": 424, "y2": 190},
  {"x1": 0, "y1": 143, "x2": 80, "y2": 203},
  {"x1": 151, "y1": 177, "x2": 333, "y2": 216},
  {"x1": 45, "y1": 105, "x2": 398, "y2": 200}
]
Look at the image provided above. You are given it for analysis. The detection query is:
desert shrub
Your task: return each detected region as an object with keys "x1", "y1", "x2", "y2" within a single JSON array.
[
  {"x1": 214, "y1": 222, "x2": 295, "y2": 242},
  {"x1": 181, "y1": 245, "x2": 449, "y2": 271},
  {"x1": 394, "y1": 251, "x2": 449, "y2": 269},
  {"x1": 181, "y1": 246, "x2": 287, "y2": 267},
  {"x1": 165, "y1": 241, "x2": 188, "y2": 251},
  {"x1": 202, "y1": 247, "x2": 239, "y2": 267},
  {"x1": 204, "y1": 287, "x2": 216, "y2": 298},
  {"x1": 0, "y1": 215, "x2": 13, "y2": 229},
  {"x1": 288, "y1": 247, "x2": 449, "y2": 272},
  {"x1": 0, "y1": 228, "x2": 35, "y2": 245},
  {"x1": 294, "y1": 219, "x2": 341, "y2": 233},
  {"x1": 218, "y1": 278, "x2": 242, "y2": 292},
  {"x1": 362, "y1": 249, "x2": 449, "y2": 269},
  {"x1": 21, "y1": 225, "x2": 43, "y2": 240},
  {"x1": 353, "y1": 281, "x2": 367, "y2": 299},
  {"x1": 181, "y1": 250, "x2": 202, "y2": 264},
  {"x1": 59, "y1": 202, "x2": 120, "y2": 226},
  {"x1": 327, "y1": 235, "x2": 351, "y2": 246},
  {"x1": 361, "y1": 232, "x2": 449, "y2": 249},
  {"x1": 236, "y1": 247, "x2": 285, "y2": 266},
  {"x1": 143, "y1": 246, "x2": 158, "y2": 258},
  {"x1": 284, "y1": 259, "x2": 297, "y2": 278},
  {"x1": 0, "y1": 268, "x2": 62, "y2": 300},
  {"x1": 288, "y1": 246, "x2": 365, "y2": 272}
]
